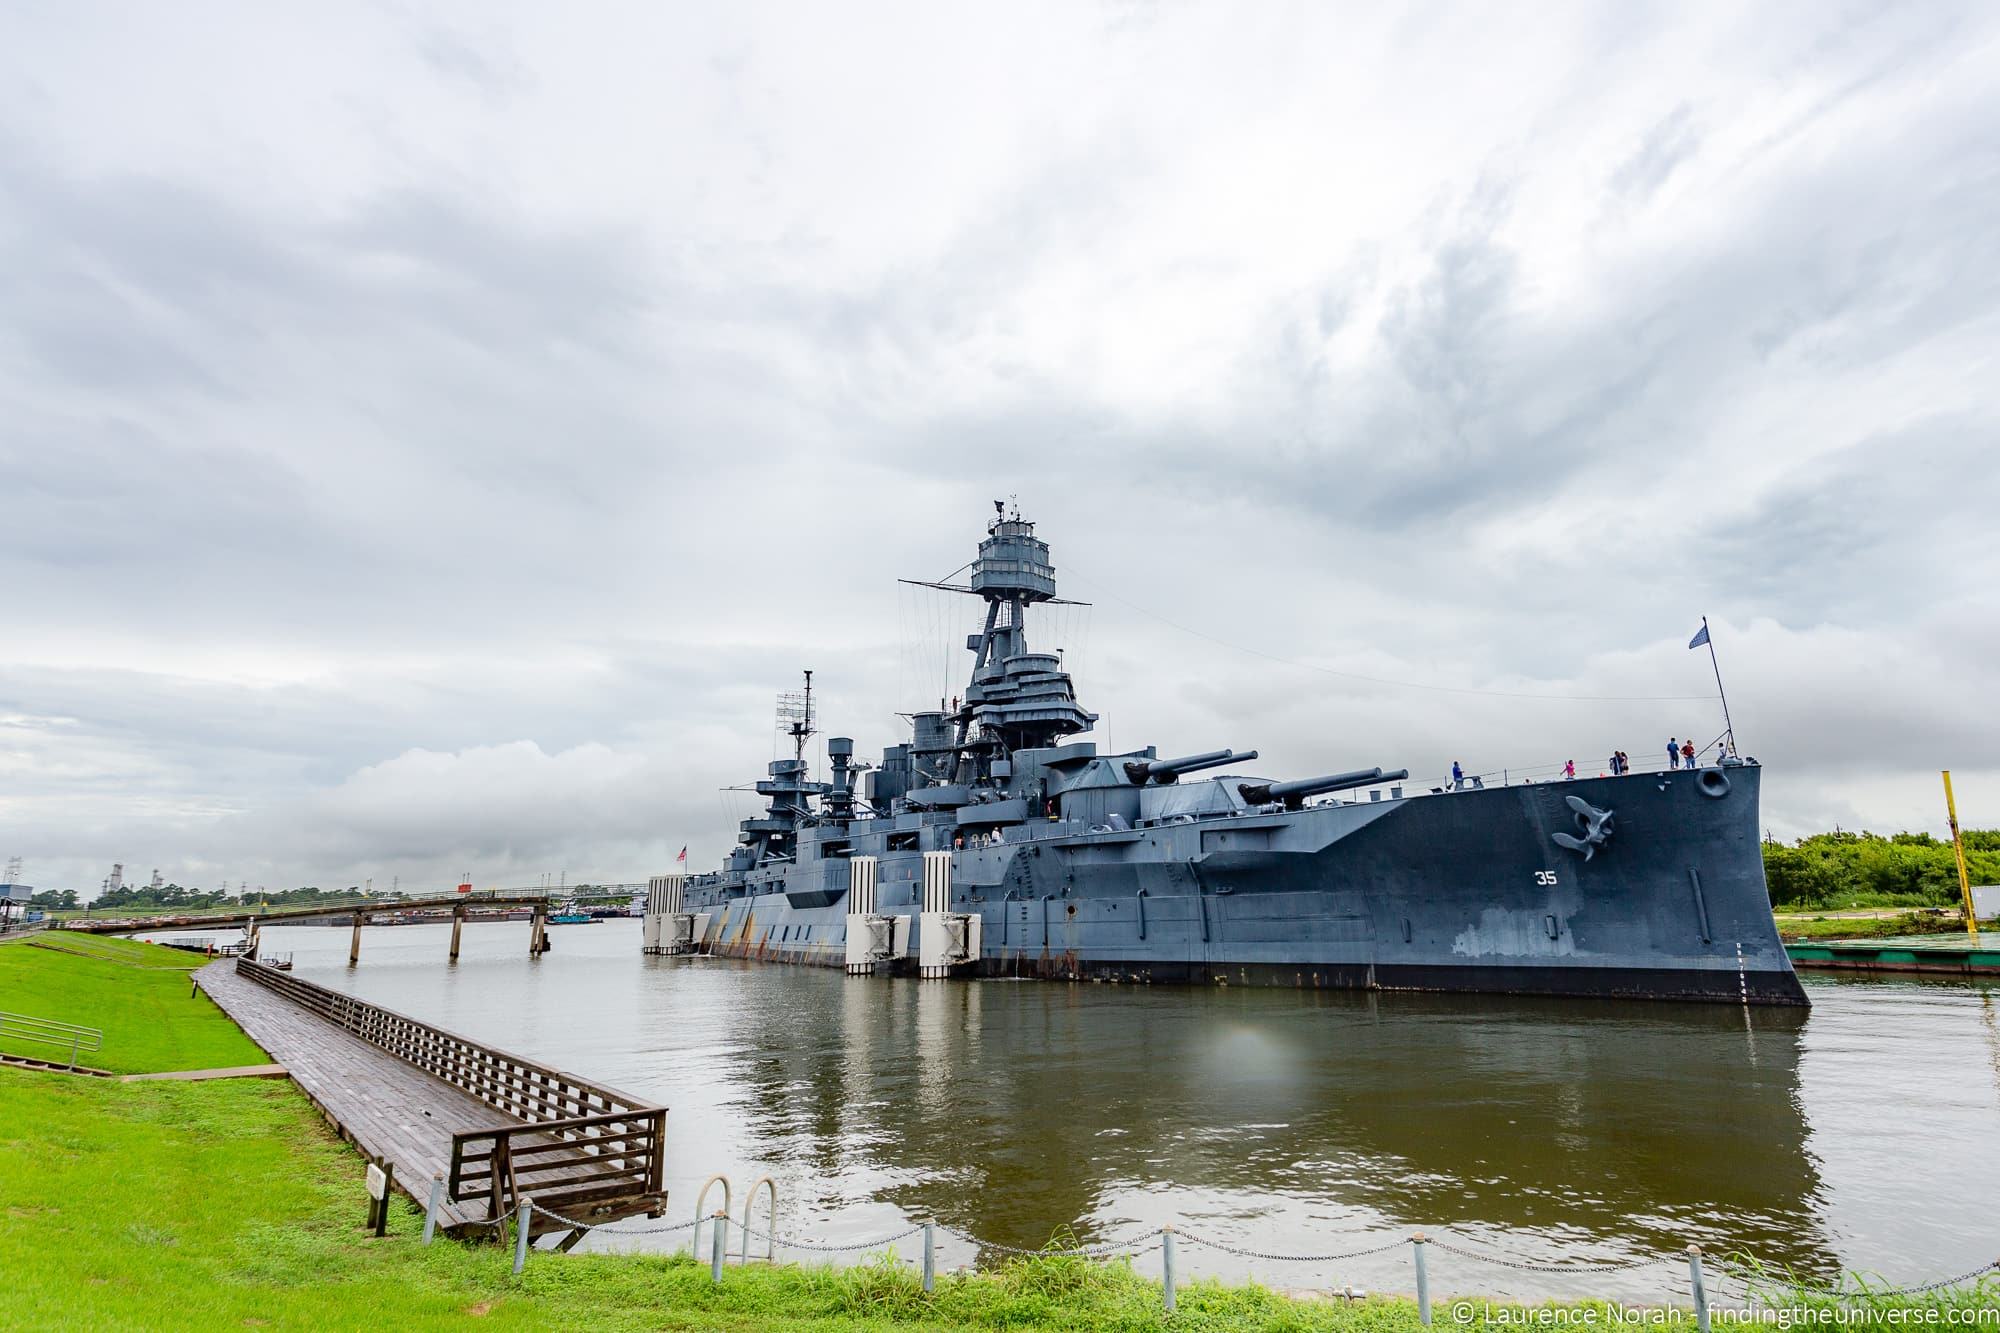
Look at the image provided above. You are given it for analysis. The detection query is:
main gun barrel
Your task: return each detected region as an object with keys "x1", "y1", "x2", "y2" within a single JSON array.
[
  {"x1": 1237, "y1": 767, "x2": 1410, "y2": 809},
  {"x1": 1124, "y1": 748, "x2": 1260, "y2": 785}
]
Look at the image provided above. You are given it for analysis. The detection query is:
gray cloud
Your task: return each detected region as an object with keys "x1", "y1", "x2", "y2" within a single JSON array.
[{"x1": 2, "y1": 1, "x2": 1997, "y2": 894}]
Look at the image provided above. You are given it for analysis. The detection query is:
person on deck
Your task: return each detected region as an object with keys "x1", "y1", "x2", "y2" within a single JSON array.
[
  {"x1": 1563, "y1": 759, "x2": 1576, "y2": 780},
  {"x1": 1668, "y1": 738, "x2": 1680, "y2": 770},
  {"x1": 1681, "y1": 739, "x2": 1696, "y2": 768},
  {"x1": 1451, "y1": 760, "x2": 1464, "y2": 790}
]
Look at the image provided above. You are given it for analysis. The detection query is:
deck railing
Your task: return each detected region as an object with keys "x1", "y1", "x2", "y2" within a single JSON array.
[{"x1": 233, "y1": 958, "x2": 666, "y2": 1224}]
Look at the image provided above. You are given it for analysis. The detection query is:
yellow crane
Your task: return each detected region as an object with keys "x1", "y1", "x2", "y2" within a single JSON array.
[{"x1": 1943, "y1": 771, "x2": 1978, "y2": 940}]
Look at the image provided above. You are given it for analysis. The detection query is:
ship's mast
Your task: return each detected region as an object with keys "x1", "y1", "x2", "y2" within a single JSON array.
[
  {"x1": 900, "y1": 501, "x2": 1097, "y2": 783},
  {"x1": 779, "y1": 670, "x2": 816, "y2": 766},
  {"x1": 733, "y1": 670, "x2": 827, "y2": 866}
]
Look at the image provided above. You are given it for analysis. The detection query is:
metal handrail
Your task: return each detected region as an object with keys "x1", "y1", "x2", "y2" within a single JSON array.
[
  {"x1": 0, "y1": 1008, "x2": 105, "y2": 1070},
  {"x1": 693, "y1": 1175, "x2": 732, "y2": 1258},
  {"x1": 741, "y1": 1176, "x2": 777, "y2": 1264}
]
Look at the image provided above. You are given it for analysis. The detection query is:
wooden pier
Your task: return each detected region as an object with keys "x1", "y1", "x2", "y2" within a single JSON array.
[
  {"x1": 196, "y1": 958, "x2": 666, "y2": 1240},
  {"x1": 69, "y1": 893, "x2": 568, "y2": 966}
]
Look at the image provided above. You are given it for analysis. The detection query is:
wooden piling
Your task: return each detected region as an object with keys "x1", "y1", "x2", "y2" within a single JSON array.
[
  {"x1": 350, "y1": 913, "x2": 363, "y2": 966},
  {"x1": 449, "y1": 905, "x2": 465, "y2": 963}
]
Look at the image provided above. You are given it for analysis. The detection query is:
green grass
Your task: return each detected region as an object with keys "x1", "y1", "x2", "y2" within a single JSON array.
[
  {"x1": 0, "y1": 936, "x2": 265, "y2": 1073},
  {"x1": 1724, "y1": 1255, "x2": 2000, "y2": 1317},
  {"x1": 3, "y1": 940, "x2": 1992, "y2": 1331},
  {"x1": 0, "y1": 1069, "x2": 1437, "y2": 1332},
  {"x1": 1770, "y1": 910, "x2": 1964, "y2": 941},
  {"x1": 4, "y1": 1073, "x2": 1990, "y2": 1333}
]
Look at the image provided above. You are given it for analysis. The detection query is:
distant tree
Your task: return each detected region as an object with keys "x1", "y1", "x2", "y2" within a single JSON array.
[{"x1": 1764, "y1": 829, "x2": 2000, "y2": 908}]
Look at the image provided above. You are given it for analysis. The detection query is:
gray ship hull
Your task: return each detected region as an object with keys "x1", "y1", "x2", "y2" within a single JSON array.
[{"x1": 683, "y1": 763, "x2": 1807, "y2": 1007}]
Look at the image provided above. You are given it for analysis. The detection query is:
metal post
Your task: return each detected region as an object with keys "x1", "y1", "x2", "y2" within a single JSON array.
[
  {"x1": 710, "y1": 1211, "x2": 727, "y2": 1283},
  {"x1": 513, "y1": 1198, "x2": 531, "y2": 1275},
  {"x1": 1414, "y1": 1232, "x2": 1430, "y2": 1325},
  {"x1": 922, "y1": 1221, "x2": 936, "y2": 1293},
  {"x1": 1161, "y1": 1224, "x2": 1176, "y2": 1313},
  {"x1": 1688, "y1": 1244, "x2": 1709, "y2": 1333},
  {"x1": 1698, "y1": 617, "x2": 1736, "y2": 754},
  {"x1": 423, "y1": 1173, "x2": 444, "y2": 1245}
]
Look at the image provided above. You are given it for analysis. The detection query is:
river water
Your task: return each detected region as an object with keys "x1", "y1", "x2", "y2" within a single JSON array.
[{"x1": 171, "y1": 919, "x2": 2000, "y2": 1299}]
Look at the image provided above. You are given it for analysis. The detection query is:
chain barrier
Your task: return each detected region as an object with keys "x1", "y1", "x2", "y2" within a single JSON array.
[
  {"x1": 1177, "y1": 1231, "x2": 1409, "y2": 1264},
  {"x1": 736, "y1": 1219, "x2": 926, "y2": 1254},
  {"x1": 942, "y1": 1226, "x2": 1164, "y2": 1259},
  {"x1": 1425, "y1": 1238, "x2": 1670, "y2": 1274},
  {"x1": 502, "y1": 1199, "x2": 1999, "y2": 1306},
  {"x1": 526, "y1": 1201, "x2": 703, "y2": 1237},
  {"x1": 1715, "y1": 1258, "x2": 1999, "y2": 1303}
]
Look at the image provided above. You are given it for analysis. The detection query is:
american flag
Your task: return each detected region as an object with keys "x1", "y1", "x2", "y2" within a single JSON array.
[{"x1": 676, "y1": 846, "x2": 687, "y2": 863}]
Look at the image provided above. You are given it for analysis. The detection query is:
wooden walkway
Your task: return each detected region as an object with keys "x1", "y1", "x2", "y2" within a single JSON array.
[{"x1": 196, "y1": 959, "x2": 667, "y2": 1237}]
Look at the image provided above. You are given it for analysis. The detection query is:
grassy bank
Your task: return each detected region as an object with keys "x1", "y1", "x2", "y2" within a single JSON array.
[
  {"x1": 1771, "y1": 909, "x2": 1966, "y2": 941},
  {"x1": 0, "y1": 935, "x2": 263, "y2": 1073},
  {"x1": 0, "y1": 1067, "x2": 1450, "y2": 1331},
  {"x1": 1, "y1": 938, "x2": 1992, "y2": 1331}
]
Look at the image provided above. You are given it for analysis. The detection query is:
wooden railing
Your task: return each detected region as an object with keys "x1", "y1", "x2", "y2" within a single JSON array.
[
  {"x1": 234, "y1": 958, "x2": 666, "y2": 1224},
  {"x1": 449, "y1": 1110, "x2": 666, "y2": 1226}
]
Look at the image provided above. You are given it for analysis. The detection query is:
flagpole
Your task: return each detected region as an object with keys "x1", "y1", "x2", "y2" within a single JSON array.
[{"x1": 1701, "y1": 616, "x2": 1736, "y2": 755}]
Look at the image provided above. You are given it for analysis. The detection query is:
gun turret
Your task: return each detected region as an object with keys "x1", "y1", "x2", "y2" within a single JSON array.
[
  {"x1": 1237, "y1": 767, "x2": 1411, "y2": 810},
  {"x1": 1123, "y1": 748, "x2": 1260, "y2": 785}
]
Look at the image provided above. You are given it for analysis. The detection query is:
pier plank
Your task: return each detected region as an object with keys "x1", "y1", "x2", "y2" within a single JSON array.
[{"x1": 194, "y1": 960, "x2": 666, "y2": 1235}]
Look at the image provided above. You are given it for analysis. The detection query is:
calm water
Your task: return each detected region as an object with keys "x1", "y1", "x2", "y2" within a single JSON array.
[{"x1": 170, "y1": 919, "x2": 2000, "y2": 1298}]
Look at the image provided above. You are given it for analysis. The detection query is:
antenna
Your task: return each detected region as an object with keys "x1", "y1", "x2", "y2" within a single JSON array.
[{"x1": 775, "y1": 669, "x2": 816, "y2": 765}]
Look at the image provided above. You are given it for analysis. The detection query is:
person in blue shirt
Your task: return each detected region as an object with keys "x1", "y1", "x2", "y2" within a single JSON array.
[
  {"x1": 1667, "y1": 738, "x2": 1680, "y2": 770},
  {"x1": 1451, "y1": 760, "x2": 1464, "y2": 790}
]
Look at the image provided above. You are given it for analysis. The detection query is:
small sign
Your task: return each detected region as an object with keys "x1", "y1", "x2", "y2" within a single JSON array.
[{"x1": 366, "y1": 1163, "x2": 387, "y2": 1200}]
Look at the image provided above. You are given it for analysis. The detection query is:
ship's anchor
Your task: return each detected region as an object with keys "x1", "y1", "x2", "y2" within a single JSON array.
[{"x1": 1551, "y1": 796, "x2": 1615, "y2": 861}]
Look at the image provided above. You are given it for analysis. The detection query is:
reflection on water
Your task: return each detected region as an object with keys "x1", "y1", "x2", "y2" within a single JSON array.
[{"x1": 166, "y1": 920, "x2": 2000, "y2": 1297}]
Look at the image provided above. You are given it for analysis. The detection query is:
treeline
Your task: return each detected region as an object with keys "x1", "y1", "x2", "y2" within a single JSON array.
[
  {"x1": 49, "y1": 884, "x2": 399, "y2": 914},
  {"x1": 1764, "y1": 829, "x2": 2000, "y2": 908}
]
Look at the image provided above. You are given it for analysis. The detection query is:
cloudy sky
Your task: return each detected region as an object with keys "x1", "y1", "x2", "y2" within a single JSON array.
[{"x1": 4, "y1": 2, "x2": 1996, "y2": 896}]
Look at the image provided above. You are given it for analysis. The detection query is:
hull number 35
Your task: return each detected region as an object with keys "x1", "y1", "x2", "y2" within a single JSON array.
[{"x1": 1533, "y1": 870, "x2": 1559, "y2": 886}]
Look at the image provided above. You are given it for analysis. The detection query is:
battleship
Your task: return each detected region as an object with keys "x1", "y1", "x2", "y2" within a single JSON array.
[{"x1": 646, "y1": 504, "x2": 1808, "y2": 1006}]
